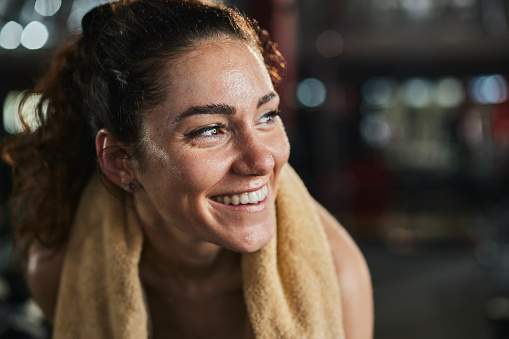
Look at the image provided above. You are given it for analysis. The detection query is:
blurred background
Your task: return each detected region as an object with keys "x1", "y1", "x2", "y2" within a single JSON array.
[{"x1": 1, "y1": 0, "x2": 509, "y2": 338}]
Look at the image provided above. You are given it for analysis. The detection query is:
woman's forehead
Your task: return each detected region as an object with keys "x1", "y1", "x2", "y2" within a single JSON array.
[
  {"x1": 170, "y1": 37, "x2": 265, "y2": 79},
  {"x1": 155, "y1": 38, "x2": 274, "y2": 114}
]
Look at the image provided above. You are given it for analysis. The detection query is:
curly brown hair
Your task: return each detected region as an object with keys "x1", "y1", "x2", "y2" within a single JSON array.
[{"x1": 1, "y1": 0, "x2": 286, "y2": 261}]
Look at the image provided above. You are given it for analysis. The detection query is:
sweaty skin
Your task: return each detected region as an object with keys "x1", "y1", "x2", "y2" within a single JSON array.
[
  {"x1": 130, "y1": 38, "x2": 290, "y2": 260},
  {"x1": 100, "y1": 37, "x2": 291, "y2": 337},
  {"x1": 26, "y1": 37, "x2": 373, "y2": 339}
]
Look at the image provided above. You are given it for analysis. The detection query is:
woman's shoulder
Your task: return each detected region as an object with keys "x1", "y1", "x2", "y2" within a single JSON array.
[
  {"x1": 313, "y1": 200, "x2": 374, "y2": 339},
  {"x1": 26, "y1": 241, "x2": 66, "y2": 324}
]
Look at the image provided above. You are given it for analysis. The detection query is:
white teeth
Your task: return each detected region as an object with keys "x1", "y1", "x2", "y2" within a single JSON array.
[
  {"x1": 240, "y1": 194, "x2": 249, "y2": 204},
  {"x1": 231, "y1": 195, "x2": 240, "y2": 205},
  {"x1": 215, "y1": 185, "x2": 268, "y2": 206},
  {"x1": 248, "y1": 191, "x2": 259, "y2": 204}
]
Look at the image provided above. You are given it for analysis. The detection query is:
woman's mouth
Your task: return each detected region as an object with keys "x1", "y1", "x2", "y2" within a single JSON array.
[{"x1": 212, "y1": 185, "x2": 268, "y2": 205}]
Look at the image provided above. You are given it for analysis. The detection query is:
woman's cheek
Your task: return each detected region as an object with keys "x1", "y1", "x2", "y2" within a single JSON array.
[
  {"x1": 174, "y1": 153, "x2": 229, "y2": 191},
  {"x1": 273, "y1": 129, "x2": 291, "y2": 166}
]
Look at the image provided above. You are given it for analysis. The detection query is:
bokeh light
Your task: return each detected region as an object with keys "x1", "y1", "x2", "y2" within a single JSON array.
[
  {"x1": 67, "y1": 8, "x2": 87, "y2": 33},
  {"x1": 34, "y1": 0, "x2": 62, "y2": 17},
  {"x1": 469, "y1": 74, "x2": 508, "y2": 104},
  {"x1": 360, "y1": 114, "x2": 391, "y2": 149},
  {"x1": 0, "y1": 21, "x2": 23, "y2": 50},
  {"x1": 400, "y1": 78, "x2": 433, "y2": 108},
  {"x1": 362, "y1": 77, "x2": 398, "y2": 107},
  {"x1": 297, "y1": 78, "x2": 327, "y2": 108},
  {"x1": 434, "y1": 77, "x2": 465, "y2": 108},
  {"x1": 316, "y1": 30, "x2": 344, "y2": 58},
  {"x1": 400, "y1": 0, "x2": 434, "y2": 19},
  {"x1": 21, "y1": 21, "x2": 49, "y2": 50}
]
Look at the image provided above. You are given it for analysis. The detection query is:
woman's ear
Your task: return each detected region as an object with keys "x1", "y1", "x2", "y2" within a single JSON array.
[{"x1": 95, "y1": 128, "x2": 139, "y2": 190}]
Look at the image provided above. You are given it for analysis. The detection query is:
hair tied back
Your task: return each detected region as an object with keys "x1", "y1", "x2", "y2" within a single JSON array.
[{"x1": 81, "y1": 3, "x2": 115, "y2": 48}]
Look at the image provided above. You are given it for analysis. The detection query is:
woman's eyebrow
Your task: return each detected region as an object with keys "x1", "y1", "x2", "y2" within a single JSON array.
[
  {"x1": 172, "y1": 91, "x2": 278, "y2": 125},
  {"x1": 257, "y1": 91, "x2": 277, "y2": 108},
  {"x1": 171, "y1": 104, "x2": 234, "y2": 125}
]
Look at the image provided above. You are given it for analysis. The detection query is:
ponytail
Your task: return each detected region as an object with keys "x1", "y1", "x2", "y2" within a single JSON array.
[{"x1": 2, "y1": 36, "x2": 96, "y2": 260}]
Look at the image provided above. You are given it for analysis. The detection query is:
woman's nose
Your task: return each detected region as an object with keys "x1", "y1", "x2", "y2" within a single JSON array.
[{"x1": 231, "y1": 130, "x2": 274, "y2": 176}]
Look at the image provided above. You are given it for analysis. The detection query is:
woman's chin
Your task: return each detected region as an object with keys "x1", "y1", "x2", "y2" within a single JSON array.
[{"x1": 224, "y1": 225, "x2": 275, "y2": 254}]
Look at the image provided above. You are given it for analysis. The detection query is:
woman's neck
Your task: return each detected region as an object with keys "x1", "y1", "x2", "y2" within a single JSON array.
[
  {"x1": 141, "y1": 228, "x2": 236, "y2": 279},
  {"x1": 139, "y1": 226, "x2": 243, "y2": 305}
]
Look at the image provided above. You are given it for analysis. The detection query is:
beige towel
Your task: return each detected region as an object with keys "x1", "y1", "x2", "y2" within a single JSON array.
[{"x1": 53, "y1": 164, "x2": 344, "y2": 338}]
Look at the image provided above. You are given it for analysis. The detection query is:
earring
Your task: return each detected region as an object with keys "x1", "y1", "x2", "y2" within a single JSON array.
[{"x1": 121, "y1": 182, "x2": 137, "y2": 191}]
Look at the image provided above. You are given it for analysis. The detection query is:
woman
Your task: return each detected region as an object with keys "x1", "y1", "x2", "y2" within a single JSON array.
[{"x1": 2, "y1": 0, "x2": 373, "y2": 338}]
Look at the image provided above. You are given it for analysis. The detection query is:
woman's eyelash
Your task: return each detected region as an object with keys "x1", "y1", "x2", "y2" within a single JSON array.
[
  {"x1": 185, "y1": 123, "x2": 226, "y2": 137},
  {"x1": 185, "y1": 111, "x2": 280, "y2": 138},
  {"x1": 261, "y1": 110, "x2": 281, "y2": 122}
]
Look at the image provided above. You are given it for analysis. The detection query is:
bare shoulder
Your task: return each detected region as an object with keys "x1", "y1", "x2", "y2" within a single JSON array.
[
  {"x1": 313, "y1": 200, "x2": 374, "y2": 339},
  {"x1": 26, "y1": 241, "x2": 66, "y2": 324}
]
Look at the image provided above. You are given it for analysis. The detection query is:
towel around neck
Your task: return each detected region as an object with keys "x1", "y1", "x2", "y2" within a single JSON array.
[{"x1": 53, "y1": 164, "x2": 345, "y2": 338}]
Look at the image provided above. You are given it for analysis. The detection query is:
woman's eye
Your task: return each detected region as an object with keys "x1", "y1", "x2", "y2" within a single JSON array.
[
  {"x1": 186, "y1": 123, "x2": 226, "y2": 138},
  {"x1": 259, "y1": 110, "x2": 281, "y2": 124}
]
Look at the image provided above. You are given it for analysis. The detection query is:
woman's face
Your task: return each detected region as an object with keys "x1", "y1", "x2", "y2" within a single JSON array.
[{"x1": 133, "y1": 37, "x2": 290, "y2": 253}]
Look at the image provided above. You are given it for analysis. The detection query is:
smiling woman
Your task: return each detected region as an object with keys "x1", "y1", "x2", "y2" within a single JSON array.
[
  {"x1": 1, "y1": 1, "x2": 372, "y2": 338},
  {"x1": 124, "y1": 38, "x2": 290, "y2": 255}
]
